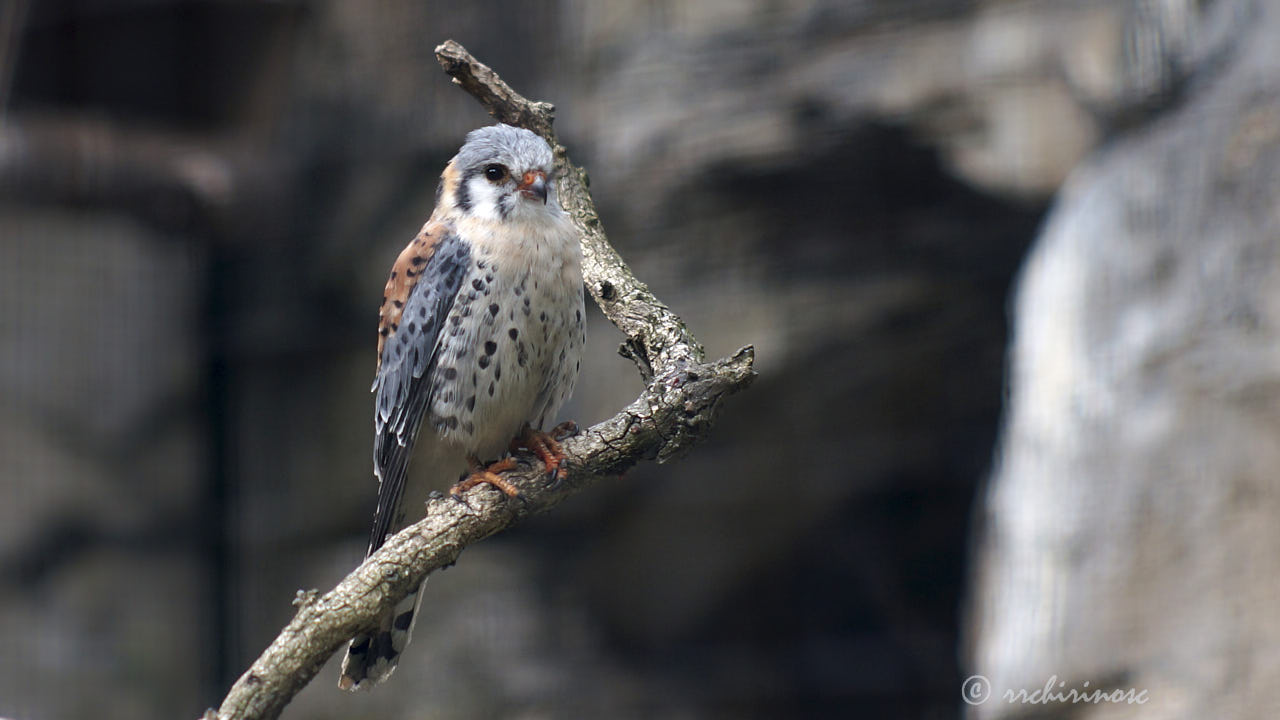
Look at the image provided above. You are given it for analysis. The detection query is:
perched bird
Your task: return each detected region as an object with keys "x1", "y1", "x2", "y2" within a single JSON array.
[{"x1": 339, "y1": 124, "x2": 585, "y2": 691}]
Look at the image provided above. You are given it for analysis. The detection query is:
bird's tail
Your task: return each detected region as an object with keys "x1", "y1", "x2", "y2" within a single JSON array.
[{"x1": 338, "y1": 578, "x2": 427, "y2": 691}]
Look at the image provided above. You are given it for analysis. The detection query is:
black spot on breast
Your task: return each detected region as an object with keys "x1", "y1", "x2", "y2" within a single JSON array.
[
  {"x1": 407, "y1": 322, "x2": 417, "y2": 333},
  {"x1": 489, "y1": 303, "x2": 499, "y2": 316},
  {"x1": 410, "y1": 255, "x2": 427, "y2": 266},
  {"x1": 477, "y1": 259, "x2": 486, "y2": 269},
  {"x1": 472, "y1": 278, "x2": 484, "y2": 291},
  {"x1": 379, "y1": 327, "x2": 390, "y2": 337},
  {"x1": 466, "y1": 395, "x2": 475, "y2": 411},
  {"x1": 494, "y1": 365, "x2": 501, "y2": 380},
  {"x1": 508, "y1": 328, "x2": 518, "y2": 340},
  {"x1": 443, "y1": 367, "x2": 458, "y2": 380},
  {"x1": 392, "y1": 299, "x2": 404, "y2": 308},
  {"x1": 451, "y1": 315, "x2": 462, "y2": 326},
  {"x1": 445, "y1": 416, "x2": 459, "y2": 430},
  {"x1": 484, "y1": 340, "x2": 497, "y2": 355},
  {"x1": 419, "y1": 307, "x2": 427, "y2": 318},
  {"x1": 488, "y1": 381, "x2": 495, "y2": 396},
  {"x1": 485, "y1": 274, "x2": 493, "y2": 283},
  {"x1": 478, "y1": 355, "x2": 490, "y2": 369},
  {"x1": 576, "y1": 309, "x2": 582, "y2": 322},
  {"x1": 523, "y1": 297, "x2": 531, "y2": 308},
  {"x1": 539, "y1": 311, "x2": 546, "y2": 322},
  {"x1": 463, "y1": 420, "x2": 474, "y2": 434}
]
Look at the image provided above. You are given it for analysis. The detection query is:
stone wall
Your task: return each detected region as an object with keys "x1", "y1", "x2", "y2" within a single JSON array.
[{"x1": 969, "y1": 1, "x2": 1280, "y2": 718}]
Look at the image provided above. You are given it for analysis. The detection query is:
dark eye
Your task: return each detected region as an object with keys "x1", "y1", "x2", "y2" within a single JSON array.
[{"x1": 483, "y1": 164, "x2": 508, "y2": 182}]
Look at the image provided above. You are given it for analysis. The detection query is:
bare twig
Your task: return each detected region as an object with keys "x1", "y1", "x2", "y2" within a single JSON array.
[{"x1": 207, "y1": 40, "x2": 756, "y2": 720}]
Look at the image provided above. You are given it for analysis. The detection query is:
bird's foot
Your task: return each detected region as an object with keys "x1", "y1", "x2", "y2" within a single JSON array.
[
  {"x1": 451, "y1": 456, "x2": 522, "y2": 500},
  {"x1": 511, "y1": 424, "x2": 572, "y2": 481}
]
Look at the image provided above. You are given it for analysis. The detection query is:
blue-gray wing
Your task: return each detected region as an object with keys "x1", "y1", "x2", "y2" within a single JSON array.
[{"x1": 368, "y1": 225, "x2": 470, "y2": 555}]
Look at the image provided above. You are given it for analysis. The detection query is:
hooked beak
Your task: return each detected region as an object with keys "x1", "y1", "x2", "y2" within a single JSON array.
[{"x1": 517, "y1": 170, "x2": 548, "y2": 204}]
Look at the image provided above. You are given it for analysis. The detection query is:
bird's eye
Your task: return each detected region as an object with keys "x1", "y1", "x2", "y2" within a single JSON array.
[{"x1": 483, "y1": 164, "x2": 508, "y2": 182}]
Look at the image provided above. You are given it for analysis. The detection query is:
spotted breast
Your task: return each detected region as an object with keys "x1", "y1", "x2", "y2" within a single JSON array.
[{"x1": 341, "y1": 123, "x2": 584, "y2": 690}]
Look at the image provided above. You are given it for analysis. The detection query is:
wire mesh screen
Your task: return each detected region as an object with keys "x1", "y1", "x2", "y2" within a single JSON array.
[{"x1": 0, "y1": 207, "x2": 209, "y2": 718}]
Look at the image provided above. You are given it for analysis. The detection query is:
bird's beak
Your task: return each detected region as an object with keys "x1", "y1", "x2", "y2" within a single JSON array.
[{"x1": 518, "y1": 170, "x2": 548, "y2": 204}]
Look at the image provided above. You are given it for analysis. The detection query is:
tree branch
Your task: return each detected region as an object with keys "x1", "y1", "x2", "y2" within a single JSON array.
[{"x1": 206, "y1": 40, "x2": 756, "y2": 720}]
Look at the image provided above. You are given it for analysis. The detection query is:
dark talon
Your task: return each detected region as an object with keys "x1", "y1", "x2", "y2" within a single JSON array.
[
  {"x1": 546, "y1": 462, "x2": 570, "y2": 492},
  {"x1": 543, "y1": 463, "x2": 562, "y2": 483}
]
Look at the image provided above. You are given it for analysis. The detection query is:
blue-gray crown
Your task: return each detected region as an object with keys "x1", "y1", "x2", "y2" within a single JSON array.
[{"x1": 454, "y1": 124, "x2": 553, "y2": 173}]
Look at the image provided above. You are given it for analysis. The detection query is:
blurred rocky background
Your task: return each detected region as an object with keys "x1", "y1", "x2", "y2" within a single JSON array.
[{"x1": 0, "y1": 0, "x2": 1275, "y2": 719}]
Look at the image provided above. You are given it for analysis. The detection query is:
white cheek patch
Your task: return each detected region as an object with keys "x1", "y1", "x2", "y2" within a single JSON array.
[{"x1": 464, "y1": 178, "x2": 506, "y2": 223}]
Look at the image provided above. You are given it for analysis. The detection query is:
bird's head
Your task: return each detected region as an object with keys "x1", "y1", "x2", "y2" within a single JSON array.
[{"x1": 445, "y1": 124, "x2": 560, "y2": 223}]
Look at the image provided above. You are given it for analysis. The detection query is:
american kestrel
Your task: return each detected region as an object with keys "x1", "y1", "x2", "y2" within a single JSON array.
[{"x1": 339, "y1": 124, "x2": 585, "y2": 690}]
